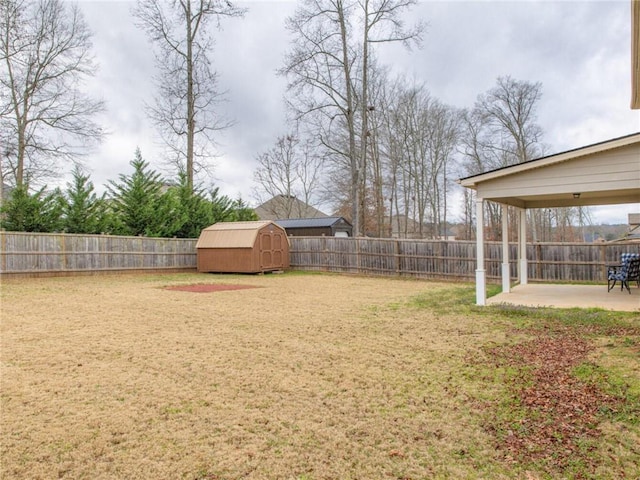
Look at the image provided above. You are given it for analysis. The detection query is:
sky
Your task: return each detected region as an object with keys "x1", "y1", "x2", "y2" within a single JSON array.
[{"x1": 72, "y1": 0, "x2": 640, "y2": 225}]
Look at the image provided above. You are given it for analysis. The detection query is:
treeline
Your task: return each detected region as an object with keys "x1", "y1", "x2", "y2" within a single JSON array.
[
  {"x1": 0, "y1": 149, "x2": 255, "y2": 238},
  {"x1": 254, "y1": 1, "x2": 592, "y2": 241},
  {"x1": 1, "y1": 0, "x2": 596, "y2": 243},
  {"x1": 255, "y1": 69, "x2": 593, "y2": 241}
]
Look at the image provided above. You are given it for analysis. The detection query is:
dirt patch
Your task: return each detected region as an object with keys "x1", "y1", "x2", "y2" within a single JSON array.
[{"x1": 164, "y1": 284, "x2": 260, "y2": 293}]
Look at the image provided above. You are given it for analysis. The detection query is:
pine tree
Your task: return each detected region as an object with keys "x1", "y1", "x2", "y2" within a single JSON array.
[
  {"x1": 106, "y1": 149, "x2": 171, "y2": 237},
  {"x1": 209, "y1": 187, "x2": 235, "y2": 223},
  {"x1": 0, "y1": 185, "x2": 62, "y2": 232},
  {"x1": 60, "y1": 165, "x2": 107, "y2": 234},
  {"x1": 228, "y1": 196, "x2": 257, "y2": 222},
  {"x1": 168, "y1": 173, "x2": 215, "y2": 238}
]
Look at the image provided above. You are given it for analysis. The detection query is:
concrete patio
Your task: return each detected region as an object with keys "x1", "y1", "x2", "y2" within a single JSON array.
[{"x1": 487, "y1": 284, "x2": 640, "y2": 312}]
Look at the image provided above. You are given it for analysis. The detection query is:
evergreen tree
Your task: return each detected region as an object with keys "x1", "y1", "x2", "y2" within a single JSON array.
[
  {"x1": 228, "y1": 196, "x2": 258, "y2": 222},
  {"x1": 208, "y1": 189, "x2": 257, "y2": 223},
  {"x1": 0, "y1": 185, "x2": 63, "y2": 232},
  {"x1": 106, "y1": 149, "x2": 173, "y2": 237},
  {"x1": 209, "y1": 187, "x2": 236, "y2": 223},
  {"x1": 152, "y1": 189, "x2": 184, "y2": 238},
  {"x1": 168, "y1": 173, "x2": 215, "y2": 238},
  {"x1": 60, "y1": 165, "x2": 107, "y2": 234}
]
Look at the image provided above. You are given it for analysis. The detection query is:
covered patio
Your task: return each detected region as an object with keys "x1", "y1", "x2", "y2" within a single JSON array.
[
  {"x1": 459, "y1": 132, "x2": 640, "y2": 310},
  {"x1": 487, "y1": 284, "x2": 639, "y2": 312}
]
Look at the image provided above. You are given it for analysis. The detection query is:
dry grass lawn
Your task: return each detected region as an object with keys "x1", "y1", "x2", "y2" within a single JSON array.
[{"x1": 1, "y1": 272, "x2": 638, "y2": 479}]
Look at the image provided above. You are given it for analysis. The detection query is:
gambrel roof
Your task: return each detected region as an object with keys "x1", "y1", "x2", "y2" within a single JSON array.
[{"x1": 196, "y1": 221, "x2": 283, "y2": 249}]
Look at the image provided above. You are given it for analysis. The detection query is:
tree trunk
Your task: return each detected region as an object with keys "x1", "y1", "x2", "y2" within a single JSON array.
[
  {"x1": 185, "y1": 0, "x2": 195, "y2": 193},
  {"x1": 337, "y1": 1, "x2": 359, "y2": 236}
]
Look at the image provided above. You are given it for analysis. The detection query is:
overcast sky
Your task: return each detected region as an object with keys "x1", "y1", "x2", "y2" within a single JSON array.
[{"x1": 74, "y1": 0, "x2": 639, "y2": 224}]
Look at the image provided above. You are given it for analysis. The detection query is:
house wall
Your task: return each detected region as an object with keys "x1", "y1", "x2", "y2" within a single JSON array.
[
  {"x1": 478, "y1": 144, "x2": 640, "y2": 207},
  {"x1": 285, "y1": 227, "x2": 333, "y2": 237}
]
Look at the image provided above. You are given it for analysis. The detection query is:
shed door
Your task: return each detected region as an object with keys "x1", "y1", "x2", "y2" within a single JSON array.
[{"x1": 260, "y1": 230, "x2": 284, "y2": 269}]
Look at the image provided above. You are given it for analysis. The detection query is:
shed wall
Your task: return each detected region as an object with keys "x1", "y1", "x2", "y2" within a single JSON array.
[{"x1": 197, "y1": 248, "x2": 258, "y2": 273}]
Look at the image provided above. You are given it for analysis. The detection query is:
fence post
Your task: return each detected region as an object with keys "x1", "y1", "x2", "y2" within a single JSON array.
[
  {"x1": 60, "y1": 234, "x2": 67, "y2": 270},
  {"x1": 322, "y1": 236, "x2": 328, "y2": 271},
  {"x1": 0, "y1": 232, "x2": 6, "y2": 272}
]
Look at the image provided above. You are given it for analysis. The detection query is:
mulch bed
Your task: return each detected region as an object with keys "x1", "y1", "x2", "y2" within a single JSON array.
[{"x1": 164, "y1": 284, "x2": 260, "y2": 293}]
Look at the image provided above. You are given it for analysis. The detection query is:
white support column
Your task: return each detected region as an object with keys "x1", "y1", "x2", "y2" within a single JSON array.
[
  {"x1": 501, "y1": 204, "x2": 510, "y2": 293},
  {"x1": 519, "y1": 208, "x2": 528, "y2": 285},
  {"x1": 475, "y1": 198, "x2": 486, "y2": 306}
]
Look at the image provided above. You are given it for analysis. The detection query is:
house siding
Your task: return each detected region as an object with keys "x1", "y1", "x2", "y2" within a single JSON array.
[{"x1": 477, "y1": 144, "x2": 640, "y2": 206}]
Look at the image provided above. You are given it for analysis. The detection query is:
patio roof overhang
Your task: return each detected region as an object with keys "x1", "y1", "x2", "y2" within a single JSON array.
[
  {"x1": 457, "y1": 132, "x2": 640, "y2": 306},
  {"x1": 459, "y1": 132, "x2": 640, "y2": 208}
]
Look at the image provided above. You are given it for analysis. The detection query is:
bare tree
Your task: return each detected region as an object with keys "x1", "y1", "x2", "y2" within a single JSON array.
[
  {"x1": 281, "y1": 0, "x2": 422, "y2": 236},
  {"x1": 0, "y1": 0, "x2": 104, "y2": 188},
  {"x1": 133, "y1": 0, "x2": 245, "y2": 192},
  {"x1": 356, "y1": 0, "x2": 423, "y2": 233},
  {"x1": 423, "y1": 100, "x2": 460, "y2": 238},
  {"x1": 460, "y1": 76, "x2": 546, "y2": 240},
  {"x1": 372, "y1": 77, "x2": 460, "y2": 239},
  {"x1": 477, "y1": 75, "x2": 544, "y2": 166},
  {"x1": 281, "y1": 0, "x2": 359, "y2": 230},
  {"x1": 253, "y1": 133, "x2": 324, "y2": 219}
]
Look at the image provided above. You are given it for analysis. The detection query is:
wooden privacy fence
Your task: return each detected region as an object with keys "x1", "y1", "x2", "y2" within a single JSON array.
[
  {"x1": 0, "y1": 232, "x2": 197, "y2": 275},
  {"x1": 2, "y1": 232, "x2": 639, "y2": 282},
  {"x1": 289, "y1": 237, "x2": 640, "y2": 283}
]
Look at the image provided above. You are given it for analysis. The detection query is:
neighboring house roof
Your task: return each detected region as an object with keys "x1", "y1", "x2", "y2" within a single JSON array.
[
  {"x1": 196, "y1": 221, "x2": 281, "y2": 249},
  {"x1": 254, "y1": 195, "x2": 327, "y2": 220},
  {"x1": 613, "y1": 213, "x2": 640, "y2": 242},
  {"x1": 458, "y1": 132, "x2": 640, "y2": 208},
  {"x1": 275, "y1": 217, "x2": 351, "y2": 229}
]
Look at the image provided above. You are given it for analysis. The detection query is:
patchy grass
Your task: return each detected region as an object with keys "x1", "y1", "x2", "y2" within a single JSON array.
[
  {"x1": 471, "y1": 304, "x2": 640, "y2": 479},
  {"x1": 1, "y1": 272, "x2": 638, "y2": 479}
]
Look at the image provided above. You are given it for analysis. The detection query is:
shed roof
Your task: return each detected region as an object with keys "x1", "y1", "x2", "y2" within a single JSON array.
[
  {"x1": 196, "y1": 221, "x2": 281, "y2": 249},
  {"x1": 275, "y1": 217, "x2": 351, "y2": 229}
]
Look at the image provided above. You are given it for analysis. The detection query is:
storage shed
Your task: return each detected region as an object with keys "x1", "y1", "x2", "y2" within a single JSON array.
[
  {"x1": 196, "y1": 221, "x2": 290, "y2": 273},
  {"x1": 275, "y1": 217, "x2": 353, "y2": 237}
]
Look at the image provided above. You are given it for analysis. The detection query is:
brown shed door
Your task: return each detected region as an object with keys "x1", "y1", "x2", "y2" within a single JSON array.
[
  {"x1": 272, "y1": 232, "x2": 283, "y2": 265},
  {"x1": 260, "y1": 230, "x2": 285, "y2": 269},
  {"x1": 261, "y1": 232, "x2": 272, "y2": 268}
]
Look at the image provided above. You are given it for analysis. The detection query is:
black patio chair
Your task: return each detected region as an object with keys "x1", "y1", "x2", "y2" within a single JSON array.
[{"x1": 607, "y1": 253, "x2": 640, "y2": 294}]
